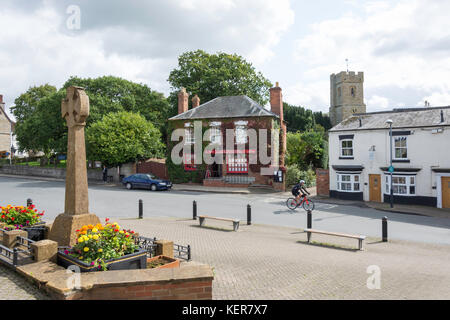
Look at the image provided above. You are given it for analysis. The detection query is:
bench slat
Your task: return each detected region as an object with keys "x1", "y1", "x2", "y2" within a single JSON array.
[
  {"x1": 199, "y1": 215, "x2": 240, "y2": 222},
  {"x1": 305, "y1": 228, "x2": 365, "y2": 240}
]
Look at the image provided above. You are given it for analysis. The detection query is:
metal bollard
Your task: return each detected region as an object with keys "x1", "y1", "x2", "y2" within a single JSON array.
[
  {"x1": 27, "y1": 198, "x2": 32, "y2": 207},
  {"x1": 193, "y1": 201, "x2": 197, "y2": 220},
  {"x1": 139, "y1": 199, "x2": 143, "y2": 219},
  {"x1": 382, "y1": 216, "x2": 388, "y2": 242},
  {"x1": 307, "y1": 210, "x2": 312, "y2": 229},
  {"x1": 247, "y1": 204, "x2": 251, "y2": 225}
]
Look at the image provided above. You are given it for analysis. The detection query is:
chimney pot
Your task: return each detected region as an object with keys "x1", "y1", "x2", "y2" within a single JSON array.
[
  {"x1": 177, "y1": 88, "x2": 189, "y2": 114},
  {"x1": 192, "y1": 94, "x2": 200, "y2": 108},
  {"x1": 269, "y1": 82, "x2": 283, "y2": 121}
]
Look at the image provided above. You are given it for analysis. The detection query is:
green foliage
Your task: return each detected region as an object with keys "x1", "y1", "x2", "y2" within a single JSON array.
[
  {"x1": 86, "y1": 111, "x2": 165, "y2": 167},
  {"x1": 11, "y1": 84, "x2": 57, "y2": 122},
  {"x1": 14, "y1": 90, "x2": 67, "y2": 157},
  {"x1": 286, "y1": 130, "x2": 327, "y2": 170},
  {"x1": 167, "y1": 50, "x2": 272, "y2": 115},
  {"x1": 283, "y1": 102, "x2": 332, "y2": 133},
  {"x1": 13, "y1": 76, "x2": 169, "y2": 161},
  {"x1": 286, "y1": 164, "x2": 316, "y2": 188},
  {"x1": 64, "y1": 76, "x2": 170, "y2": 134}
]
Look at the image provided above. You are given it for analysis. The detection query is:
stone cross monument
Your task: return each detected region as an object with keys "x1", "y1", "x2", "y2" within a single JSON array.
[{"x1": 49, "y1": 86, "x2": 100, "y2": 246}]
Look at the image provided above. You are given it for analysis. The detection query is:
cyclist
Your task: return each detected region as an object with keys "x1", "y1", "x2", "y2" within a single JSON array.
[{"x1": 291, "y1": 179, "x2": 310, "y2": 203}]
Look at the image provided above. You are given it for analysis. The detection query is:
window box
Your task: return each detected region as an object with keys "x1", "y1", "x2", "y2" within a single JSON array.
[{"x1": 57, "y1": 249, "x2": 147, "y2": 272}]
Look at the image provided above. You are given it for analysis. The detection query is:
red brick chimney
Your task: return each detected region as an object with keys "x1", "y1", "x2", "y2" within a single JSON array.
[
  {"x1": 192, "y1": 94, "x2": 200, "y2": 108},
  {"x1": 269, "y1": 82, "x2": 286, "y2": 167},
  {"x1": 177, "y1": 88, "x2": 189, "y2": 114},
  {"x1": 270, "y1": 82, "x2": 283, "y2": 122}
]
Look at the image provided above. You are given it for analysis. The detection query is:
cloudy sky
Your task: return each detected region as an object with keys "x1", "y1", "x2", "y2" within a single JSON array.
[{"x1": 1, "y1": 0, "x2": 450, "y2": 119}]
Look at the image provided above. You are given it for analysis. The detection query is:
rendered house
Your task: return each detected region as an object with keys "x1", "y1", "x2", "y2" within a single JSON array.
[
  {"x1": 0, "y1": 95, "x2": 15, "y2": 159},
  {"x1": 328, "y1": 106, "x2": 450, "y2": 208},
  {"x1": 168, "y1": 84, "x2": 287, "y2": 190}
]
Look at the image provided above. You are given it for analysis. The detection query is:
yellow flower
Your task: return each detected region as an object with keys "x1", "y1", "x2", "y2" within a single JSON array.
[
  {"x1": 119, "y1": 230, "x2": 124, "y2": 234},
  {"x1": 83, "y1": 247, "x2": 89, "y2": 252},
  {"x1": 78, "y1": 237, "x2": 84, "y2": 243},
  {"x1": 83, "y1": 236, "x2": 89, "y2": 242},
  {"x1": 79, "y1": 256, "x2": 83, "y2": 260},
  {"x1": 88, "y1": 235, "x2": 93, "y2": 239},
  {"x1": 92, "y1": 234, "x2": 99, "y2": 240},
  {"x1": 92, "y1": 228, "x2": 98, "y2": 233},
  {"x1": 98, "y1": 248, "x2": 103, "y2": 253}
]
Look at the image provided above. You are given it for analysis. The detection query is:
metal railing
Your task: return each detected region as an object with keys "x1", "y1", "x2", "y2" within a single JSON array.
[
  {"x1": 17, "y1": 236, "x2": 35, "y2": 250},
  {"x1": 0, "y1": 244, "x2": 18, "y2": 267},
  {"x1": 135, "y1": 236, "x2": 191, "y2": 261},
  {"x1": 174, "y1": 243, "x2": 191, "y2": 261}
]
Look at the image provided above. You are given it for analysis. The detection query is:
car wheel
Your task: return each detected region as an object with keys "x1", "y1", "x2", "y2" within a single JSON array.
[
  {"x1": 150, "y1": 184, "x2": 157, "y2": 191},
  {"x1": 126, "y1": 183, "x2": 133, "y2": 190}
]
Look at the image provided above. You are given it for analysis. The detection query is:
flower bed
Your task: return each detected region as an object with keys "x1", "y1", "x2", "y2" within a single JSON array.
[
  {"x1": 0, "y1": 205, "x2": 46, "y2": 240},
  {"x1": 58, "y1": 219, "x2": 146, "y2": 272}
]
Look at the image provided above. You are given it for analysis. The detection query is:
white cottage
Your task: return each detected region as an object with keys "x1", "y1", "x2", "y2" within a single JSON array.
[{"x1": 328, "y1": 106, "x2": 450, "y2": 208}]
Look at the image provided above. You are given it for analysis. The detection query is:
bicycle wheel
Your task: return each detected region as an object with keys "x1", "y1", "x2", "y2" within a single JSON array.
[
  {"x1": 286, "y1": 198, "x2": 298, "y2": 210},
  {"x1": 302, "y1": 199, "x2": 315, "y2": 211}
]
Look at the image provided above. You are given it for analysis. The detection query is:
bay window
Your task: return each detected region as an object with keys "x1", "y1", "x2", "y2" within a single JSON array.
[{"x1": 385, "y1": 175, "x2": 415, "y2": 195}]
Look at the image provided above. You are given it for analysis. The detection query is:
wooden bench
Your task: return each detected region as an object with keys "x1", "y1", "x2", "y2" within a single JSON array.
[
  {"x1": 304, "y1": 228, "x2": 366, "y2": 250},
  {"x1": 198, "y1": 215, "x2": 240, "y2": 231}
]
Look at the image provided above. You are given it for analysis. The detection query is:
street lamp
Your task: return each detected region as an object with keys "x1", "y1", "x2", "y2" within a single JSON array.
[{"x1": 386, "y1": 119, "x2": 394, "y2": 208}]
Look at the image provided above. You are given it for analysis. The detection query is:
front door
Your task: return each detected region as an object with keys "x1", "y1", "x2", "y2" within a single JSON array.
[
  {"x1": 442, "y1": 177, "x2": 450, "y2": 208},
  {"x1": 369, "y1": 174, "x2": 382, "y2": 202}
]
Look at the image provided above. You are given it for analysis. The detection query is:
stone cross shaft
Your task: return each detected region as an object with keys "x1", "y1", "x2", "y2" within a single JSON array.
[{"x1": 62, "y1": 86, "x2": 90, "y2": 215}]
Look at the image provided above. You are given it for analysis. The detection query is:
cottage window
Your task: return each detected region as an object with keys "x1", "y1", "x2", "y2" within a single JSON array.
[
  {"x1": 210, "y1": 126, "x2": 221, "y2": 144},
  {"x1": 340, "y1": 139, "x2": 353, "y2": 158},
  {"x1": 184, "y1": 128, "x2": 195, "y2": 145},
  {"x1": 235, "y1": 125, "x2": 247, "y2": 144},
  {"x1": 394, "y1": 136, "x2": 407, "y2": 159},
  {"x1": 227, "y1": 154, "x2": 248, "y2": 173},
  {"x1": 337, "y1": 174, "x2": 360, "y2": 192},
  {"x1": 385, "y1": 175, "x2": 415, "y2": 195}
]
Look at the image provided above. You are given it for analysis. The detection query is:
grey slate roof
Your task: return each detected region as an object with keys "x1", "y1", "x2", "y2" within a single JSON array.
[
  {"x1": 330, "y1": 106, "x2": 450, "y2": 132},
  {"x1": 169, "y1": 95, "x2": 279, "y2": 120}
]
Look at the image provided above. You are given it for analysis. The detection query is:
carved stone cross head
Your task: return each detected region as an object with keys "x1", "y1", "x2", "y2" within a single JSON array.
[{"x1": 61, "y1": 86, "x2": 90, "y2": 127}]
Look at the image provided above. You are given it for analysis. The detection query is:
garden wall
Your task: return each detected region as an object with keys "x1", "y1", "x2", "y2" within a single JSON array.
[
  {"x1": 316, "y1": 168, "x2": 330, "y2": 196},
  {"x1": 0, "y1": 164, "x2": 103, "y2": 181}
]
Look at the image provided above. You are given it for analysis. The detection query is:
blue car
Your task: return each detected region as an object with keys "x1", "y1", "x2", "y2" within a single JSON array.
[{"x1": 122, "y1": 174, "x2": 172, "y2": 191}]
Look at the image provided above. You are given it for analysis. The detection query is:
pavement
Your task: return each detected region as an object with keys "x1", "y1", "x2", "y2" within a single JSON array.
[{"x1": 2, "y1": 216, "x2": 449, "y2": 300}]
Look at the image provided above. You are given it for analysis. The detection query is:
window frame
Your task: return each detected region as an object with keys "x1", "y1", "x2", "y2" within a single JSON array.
[
  {"x1": 340, "y1": 139, "x2": 354, "y2": 158},
  {"x1": 235, "y1": 125, "x2": 247, "y2": 145},
  {"x1": 393, "y1": 136, "x2": 408, "y2": 160},
  {"x1": 385, "y1": 174, "x2": 416, "y2": 196},
  {"x1": 336, "y1": 173, "x2": 361, "y2": 192},
  {"x1": 209, "y1": 126, "x2": 222, "y2": 144}
]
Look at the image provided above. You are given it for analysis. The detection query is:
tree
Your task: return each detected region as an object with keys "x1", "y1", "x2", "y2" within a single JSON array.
[
  {"x1": 13, "y1": 90, "x2": 67, "y2": 162},
  {"x1": 286, "y1": 130, "x2": 326, "y2": 170},
  {"x1": 11, "y1": 84, "x2": 57, "y2": 122},
  {"x1": 64, "y1": 76, "x2": 170, "y2": 133},
  {"x1": 86, "y1": 111, "x2": 165, "y2": 167},
  {"x1": 167, "y1": 50, "x2": 272, "y2": 115},
  {"x1": 283, "y1": 103, "x2": 332, "y2": 133}
]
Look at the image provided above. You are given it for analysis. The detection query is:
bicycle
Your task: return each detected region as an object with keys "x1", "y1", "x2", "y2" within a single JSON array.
[{"x1": 286, "y1": 194, "x2": 315, "y2": 211}]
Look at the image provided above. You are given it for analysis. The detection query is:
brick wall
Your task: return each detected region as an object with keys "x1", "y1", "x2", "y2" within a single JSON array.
[
  {"x1": 137, "y1": 159, "x2": 168, "y2": 179},
  {"x1": 316, "y1": 168, "x2": 330, "y2": 196},
  {"x1": 69, "y1": 279, "x2": 213, "y2": 300}
]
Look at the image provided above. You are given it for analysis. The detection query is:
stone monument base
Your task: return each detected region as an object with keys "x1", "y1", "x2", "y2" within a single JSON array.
[{"x1": 48, "y1": 213, "x2": 101, "y2": 246}]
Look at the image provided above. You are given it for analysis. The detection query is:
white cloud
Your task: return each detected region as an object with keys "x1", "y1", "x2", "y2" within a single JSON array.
[
  {"x1": 292, "y1": 0, "x2": 450, "y2": 112},
  {"x1": 0, "y1": 0, "x2": 294, "y2": 118}
]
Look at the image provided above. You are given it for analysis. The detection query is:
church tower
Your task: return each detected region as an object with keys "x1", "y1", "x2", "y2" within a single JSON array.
[{"x1": 329, "y1": 71, "x2": 366, "y2": 126}]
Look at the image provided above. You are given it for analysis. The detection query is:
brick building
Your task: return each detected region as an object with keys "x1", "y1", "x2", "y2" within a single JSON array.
[{"x1": 168, "y1": 84, "x2": 287, "y2": 190}]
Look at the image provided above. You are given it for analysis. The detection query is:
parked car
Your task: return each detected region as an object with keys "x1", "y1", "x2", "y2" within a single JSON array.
[{"x1": 122, "y1": 174, "x2": 172, "y2": 191}]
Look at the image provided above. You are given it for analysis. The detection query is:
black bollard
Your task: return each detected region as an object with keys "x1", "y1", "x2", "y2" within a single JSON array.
[
  {"x1": 307, "y1": 210, "x2": 312, "y2": 229},
  {"x1": 139, "y1": 199, "x2": 143, "y2": 219},
  {"x1": 27, "y1": 198, "x2": 32, "y2": 207},
  {"x1": 247, "y1": 204, "x2": 251, "y2": 225},
  {"x1": 382, "y1": 216, "x2": 388, "y2": 242},
  {"x1": 193, "y1": 200, "x2": 197, "y2": 220}
]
